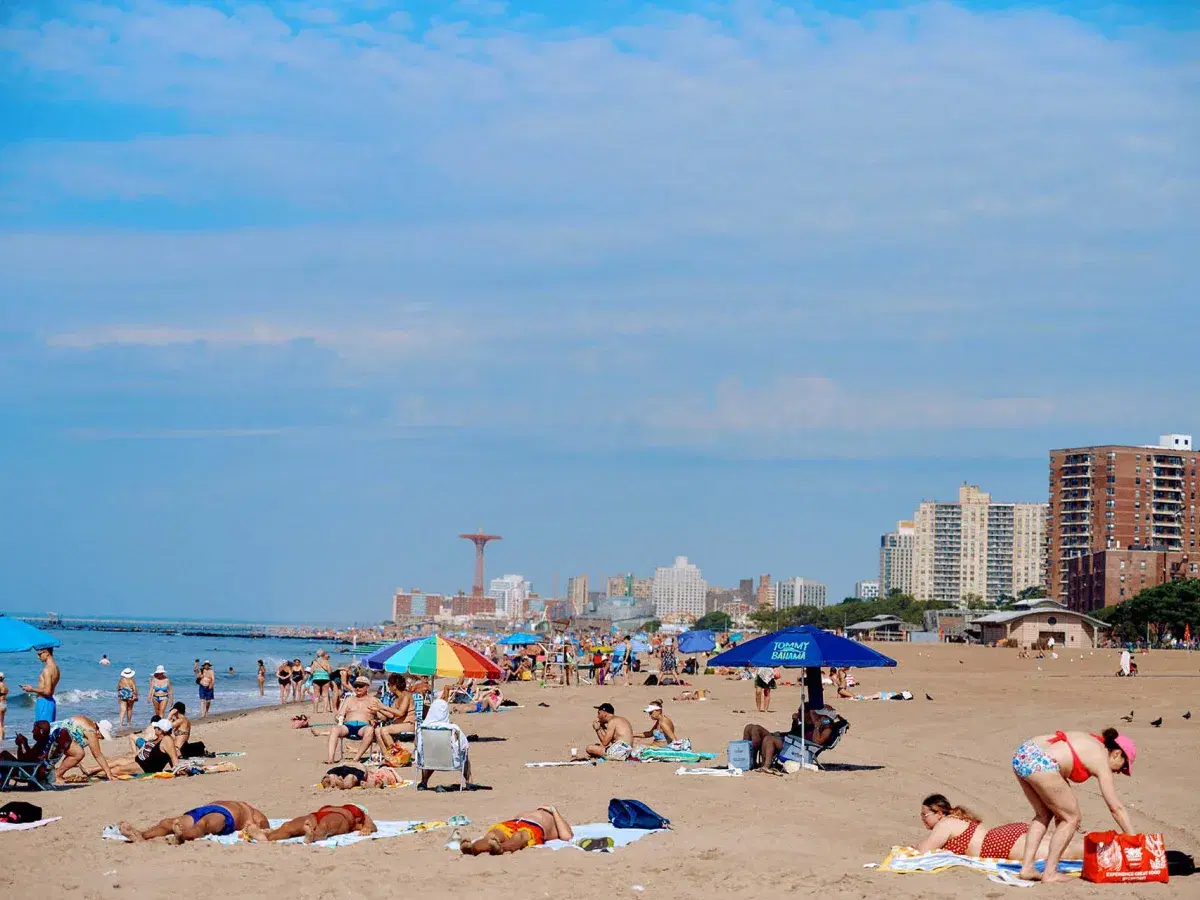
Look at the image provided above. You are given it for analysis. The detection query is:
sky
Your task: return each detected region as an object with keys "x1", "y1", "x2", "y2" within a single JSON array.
[{"x1": 1, "y1": 1, "x2": 1197, "y2": 621}]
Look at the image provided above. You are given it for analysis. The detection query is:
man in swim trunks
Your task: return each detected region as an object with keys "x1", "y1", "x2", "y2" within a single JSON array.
[
  {"x1": 21, "y1": 647, "x2": 60, "y2": 724},
  {"x1": 247, "y1": 803, "x2": 377, "y2": 843},
  {"x1": 118, "y1": 800, "x2": 267, "y2": 844},
  {"x1": 198, "y1": 662, "x2": 215, "y2": 717},
  {"x1": 460, "y1": 806, "x2": 573, "y2": 855},
  {"x1": 584, "y1": 702, "x2": 635, "y2": 760},
  {"x1": 325, "y1": 676, "x2": 400, "y2": 764}
]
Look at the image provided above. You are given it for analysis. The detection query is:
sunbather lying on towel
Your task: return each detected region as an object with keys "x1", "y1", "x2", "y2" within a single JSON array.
[
  {"x1": 321, "y1": 764, "x2": 403, "y2": 789},
  {"x1": 459, "y1": 806, "x2": 572, "y2": 855},
  {"x1": 118, "y1": 800, "x2": 267, "y2": 844},
  {"x1": 247, "y1": 803, "x2": 377, "y2": 843},
  {"x1": 917, "y1": 793, "x2": 1084, "y2": 861}
]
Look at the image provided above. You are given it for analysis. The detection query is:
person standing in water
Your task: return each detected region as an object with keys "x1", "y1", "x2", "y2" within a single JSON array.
[
  {"x1": 198, "y1": 662, "x2": 216, "y2": 717},
  {"x1": 256, "y1": 660, "x2": 266, "y2": 697},
  {"x1": 117, "y1": 668, "x2": 139, "y2": 728},
  {"x1": 149, "y1": 666, "x2": 173, "y2": 720},
  {"x1": 22, "y1": 646, "x2": 60, "y2": 724}
]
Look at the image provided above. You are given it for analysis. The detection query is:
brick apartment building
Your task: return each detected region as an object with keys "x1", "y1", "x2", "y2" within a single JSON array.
[
  {"x1": 1048, "y1": 433, "x2": 1199, "y2": 603},
  {"x1": 1067, "y1": 548, "x2": 1199, "y2": 613}
]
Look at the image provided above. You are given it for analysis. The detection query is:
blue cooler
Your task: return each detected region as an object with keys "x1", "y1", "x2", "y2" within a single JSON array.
[{"x1": 727, "y1": 739, "x2": 753, "y2": 772}]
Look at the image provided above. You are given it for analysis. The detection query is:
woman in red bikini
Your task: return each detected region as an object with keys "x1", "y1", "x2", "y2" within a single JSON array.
[
  {"x1": 916, "y1": 794, "x2": 1084, "y2": 861},
  {"x1": 1011, "y1": 727, "x2": 1136, "y2": 883},
  {"x1": 248, "y1": 803, "x2": 376, "y2": 843}
]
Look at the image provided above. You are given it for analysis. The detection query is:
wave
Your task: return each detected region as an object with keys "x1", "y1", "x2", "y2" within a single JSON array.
[{"x1": 58, "y1": 688, "x2": 110, "y2": 703}]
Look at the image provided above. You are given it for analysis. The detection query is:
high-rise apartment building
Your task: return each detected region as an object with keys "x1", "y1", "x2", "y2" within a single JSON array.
[
  {"x1": 879, "y1": 520, "x2": 916, "y2": 596},
  {"x1": 911, "y1": 485, "x2": 1046, "y2": 605},
  {"x1": 738, "y1": 578, "x2": 755, "y2": 604},
  {"x1": 651, "y1": 556, "x2": 707, "y2": 620},
  {"x1": 566, "y1": 574, "x2": 588, "y2": 613},
  {"x1": 756, "y1": 574, "x2": 774, "y2": 608},
  {"x1": 775, "y1": 577, "x2": 828, "y2": 609},
  {"x1": 855, "y1": 580, "x2": 880, "y2": 600},
  {"x1": 487, "y1": 574, "x2": 531, "y2": 619},
  {"x1": 1048, "y1": 433, "x2": 1198, "y2": 602}
]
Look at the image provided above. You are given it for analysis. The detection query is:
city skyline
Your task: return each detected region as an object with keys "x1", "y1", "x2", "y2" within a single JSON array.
[{"x1": 3, "y1": 1, "x2": 1195, "y2": 620}]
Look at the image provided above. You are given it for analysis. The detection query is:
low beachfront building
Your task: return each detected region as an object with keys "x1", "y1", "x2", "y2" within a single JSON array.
[
  {"x1": 972, "y1": 603, "x2": 1108, "y2": 649},
  {"x1": 845, "y1": 614, "x2": 910, "y2": 642}
]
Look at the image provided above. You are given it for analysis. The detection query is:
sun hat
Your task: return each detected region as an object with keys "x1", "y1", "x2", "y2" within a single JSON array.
[
  {"x1": 97, "y1": 720, "x2": 115, "y2": 740},
  {"x1": 155, "y1": 665, "x2": 166, "y2": 674},
  {"x1": 353, "y1": 676, "x2": 370, "y2": 686},
  {"x1": 120, "y1": 667, "x2": 135, "y2": 678},
  {"x1": 152, "y1": 718, "x2": 172, "y2": 733},
  {"x1": 1114, "y1": 733, "x2": 1137, "y2": 775}
]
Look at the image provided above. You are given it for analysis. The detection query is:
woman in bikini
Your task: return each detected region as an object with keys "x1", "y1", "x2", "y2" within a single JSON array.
[
  {"x1": 916, "y1": 794, "x2": 1084, "y2": 861},
  {"x1": 256, "y1": 660, "x2": 266, "y2": 697},
  {"x1": 247, "y1": 803, "x2": 376, "y2": 843},
  {"x1": 1011, "y1": 728, "x2": 1136, "y2": 883},
  {"x1": 148, "y1": 666, "x2": 172, "y2": 720},
  {"x1": 117, "y1": 668, "x2": 138, "y2": 728}
]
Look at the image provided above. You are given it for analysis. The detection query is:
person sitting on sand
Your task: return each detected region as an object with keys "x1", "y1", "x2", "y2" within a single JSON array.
[
  {"x1": 916, "y1": 793, "x2": 1085, "y2": 861},
  {"x1": 585, "y1": 702, "x2": 634, "y2": 760},
  {"x1": 459, "y1": 806, "x2": 573, "y2": 855},
  {"x1": 118, "y1": 800, "x2": 267, "y2": 844},
  {"x1": 52, "y1": 715, "x2": 117, "y2": 781},
  {"x1": 168, "y1": 702, "x2": 193, "y2": 752},
  {"x1": 89, "y1": 718, "x2": 179, "y2": 777},
  {"x1": 742, "y1": 703, "x2": 839, "y2": 773},
  {"x1": 476, "y1": 686, "x2": 504, "y2": 713},
  {"x1": 248, "y1": 803, "x2": 377, "y2": 843},
  {"x1": 633, "y1": 701, "x2": 690, "y2": 750},
  {"x1": 1011, "y1": 727, "x2": 1135, "y2": 883},
  {"x1": 325, "y1": 676, "x2": 401, "y2": 764}
]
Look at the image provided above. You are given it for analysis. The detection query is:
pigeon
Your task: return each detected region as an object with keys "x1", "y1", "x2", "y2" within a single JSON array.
[
  {"x1": 1185, "y1": 711, "x2": 1192, "y2": 720},
  {"x1": 925, "y1": 693, "x2": 934, "y2": 701},
  {"x1": 1120, "y1": 711, "x2": 1134, "y2": 723},
  {"x1": 958, "y1": 660, "x2": 964, "y2": 665},
  {"x1": 1150, "y1": 717, "x2": 1163, "y2": 728}
]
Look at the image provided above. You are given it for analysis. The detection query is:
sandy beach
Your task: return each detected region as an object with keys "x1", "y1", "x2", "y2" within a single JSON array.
[{"x1": 3, "y1": 644, "x2": 1197, "y2": 899}]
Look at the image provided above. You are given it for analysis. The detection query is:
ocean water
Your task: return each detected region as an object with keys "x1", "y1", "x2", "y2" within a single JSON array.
[{"x1": 0, "y1": 628, "x2": 362, "y2": 743}]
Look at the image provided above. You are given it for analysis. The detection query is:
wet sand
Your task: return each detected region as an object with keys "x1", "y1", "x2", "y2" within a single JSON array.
[{"x1": 3, "y1": 644, "x2": 1197, "y2": 899}]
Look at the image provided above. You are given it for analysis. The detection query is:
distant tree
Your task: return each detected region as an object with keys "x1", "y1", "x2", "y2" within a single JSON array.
[
  {"x1": 961, "y1": 593, "x2": 989, "y2": 610},
  {"x1": 1094, "y1": 579, "x2": 1200, "y2": 643},
  {"x1": 1018, "y1": 585, "x2": 1048, "y2": 601},
  {"x1": 641, "y1": 619, "x2": 662, "y2": 634},
  {"x1": 380, "y1": 619, "x2": 396, "y2": 626},
  {"x1": 695, "y1": 611, "x2": 732, "y2": 632}
]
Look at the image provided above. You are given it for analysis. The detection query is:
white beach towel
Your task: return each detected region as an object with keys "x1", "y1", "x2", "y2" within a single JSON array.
[
  {"x1": 445, "y1": 822, "x2": 661, "y2": 853},
  {"x1": 524, "y1": 760, "x2": 604, "y2": 767},
  {"x1": 0, "y1": 817, "x2": 61, "y2": 832},
  {"x1": 675, "y1": 766, "x2": 743, "y2": 776},
  {"x1": 103, "y1": 818, "x2": 453, "y2": 847},
  {"x1": 875, "y1": 846, "x2": 1082, "y2": 886}
]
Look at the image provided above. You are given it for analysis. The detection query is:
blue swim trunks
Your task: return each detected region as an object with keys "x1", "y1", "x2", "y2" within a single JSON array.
[
  {"x1": 198, "y1": 685, "x2": 214, "y2": 701},
  {"x1": 344, "y1": 721, "x2": 369, "y2": 740},
  {"x1": 183, "y1": 805, "x2": 236, "y2": 836},
  {"x1": 34, "y1": 696, "x2": 57, "y2": 723},
  {"x1": 1012, "y1": 740, "x2": 1059, "y2": 779}
]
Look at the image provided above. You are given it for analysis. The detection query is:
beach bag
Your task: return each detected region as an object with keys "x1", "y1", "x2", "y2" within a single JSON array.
[
  {"x1": 607, "y1": 798, "x2": 670, "y2": 830},
  {"x1": 384, "y1": 745, "x2": 412, "y2": 767},
  {"x1": 0, "y1": 801, "x2": 43, "y2": 824},
  {"x1": 1082, "y1": 832, "x2": 1169, "y2": 884},
  {"x1": 727, "y1": 739, "x2": 753, "y2": 772}
]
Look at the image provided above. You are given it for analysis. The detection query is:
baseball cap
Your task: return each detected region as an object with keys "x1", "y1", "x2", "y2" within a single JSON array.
[
  {"x1": 1114, "y1": 733, "x2": 1136, "y2": 775},
  {"x1": 643, "y1": 704, "x2": 662, "y2": 713},
  {"x1": 594, "y1": 702, "x2": 615, "y2": 714}
]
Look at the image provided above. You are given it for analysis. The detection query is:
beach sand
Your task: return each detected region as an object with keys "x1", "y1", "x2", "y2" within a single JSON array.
[{"x1": 3, "y1": 644, "x2": 1198, "y2": 899}]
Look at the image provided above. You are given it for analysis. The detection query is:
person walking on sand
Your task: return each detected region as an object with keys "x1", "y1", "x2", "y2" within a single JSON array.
[
  {"x1": 149, "y1": 665, "x2": 173, "y2": 719},
  {"x1": 311, "y1": 650, "x2": 333, "y2": 714},
  {"x1": 257, "y1": 659, "x2": 266, "y2": 697},
  {"x1": 754, "y1": 665, "x2": 776, "y2": 712},
  {"x1": 1011, "y1": 727, "x2": 1136, "y2": 883},
  {"x1": 117, "y1": 668, "x2": 138, "y2": 728},
  {"x1": 277, "y1": 660, "x2": 291, "y2": 703},
  {"x1": 118, "y1": 800, "x2": 267, "y2": 845},
  {"x1": 621, "y1": 635, "x2": 634, "y2": 686},
  {"x1": 22, "y1": 646, "x2": 60, "y2": 724},
  {"x1": 198, "y1": 662, "x2": 215, "y2": 717}
]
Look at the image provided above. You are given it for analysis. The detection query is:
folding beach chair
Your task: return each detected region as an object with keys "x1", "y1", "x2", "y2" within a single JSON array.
[
  {"x1": 0, "y1": 740, "x2": 65, "y2": 792},
  {"x1": 415, "y1": 724, "x2": 467, "y2": 791}
]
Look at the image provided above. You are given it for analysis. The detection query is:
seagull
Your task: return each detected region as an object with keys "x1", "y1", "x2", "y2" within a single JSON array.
[
  {"x1": 1150, "y1": 717, "x2": 1163, "y2": 728},
  {"x1": 1121, "y1": 711, "x2": 1134, "y2": 723},
  {"x1": 925, "y1": 693, "x2": 934, "y2": 701},
  {"x1": 1184, "y1": 711, "x2": 1192, "y2": 720}
]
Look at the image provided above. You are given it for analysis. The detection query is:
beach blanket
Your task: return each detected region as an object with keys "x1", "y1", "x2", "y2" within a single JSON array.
[
  {"x1": 874, "y1": 846, "x2": 1082, "y2": 886},
  {"x1": 183, "y1": 752, "x2": 245, "y2": 762},
  {"x1": 103, "y1": 818, "x2": 459, "y2": 847},
  {"x1": 850, "y1": 691, "x2": 913, "y2": 701},
  {"x1": 445, "y1": 822, "x2": 661, "y2": 853},
  {"x1": 675, "y1": 766, "x2": 743, "y2": 777},
  {"x1": 465, "y1": 705, "x2": 523, "y2": 714},
  {"x1": 524, "y1": 760, "x2": 604, "y2": 768},
  {"x1": 69, "y1": 763, "x2": 240, "y2": 783},
  {"x1": 0, "y1": 817, "x2": 61, "y2": 832},
  {"x1": 632, "y1": 748, "x2": 716, "y2": 763},
  {"x1": 315, "y1": 778, "x2": 413, "y2": 790}
]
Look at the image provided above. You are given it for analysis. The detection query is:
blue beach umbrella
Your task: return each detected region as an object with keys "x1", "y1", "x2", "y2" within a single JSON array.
[
  {"x1": 677, "y1": 629, "x2": 717, "y2": 654},
  {"x1": 0, "y1": 616, "x2": 61, "y2": 653},
  {"x1": 497, "y1": 632, "x2": 541, "y2": 646}
]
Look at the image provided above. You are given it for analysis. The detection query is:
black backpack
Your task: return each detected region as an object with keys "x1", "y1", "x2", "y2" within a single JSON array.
[
  {"x1": 1167, "y1": 850, "x2": 1195, "y2": 877},
  {"x1": 0, "y1": 801, "x2": 43, "y2": 824}
]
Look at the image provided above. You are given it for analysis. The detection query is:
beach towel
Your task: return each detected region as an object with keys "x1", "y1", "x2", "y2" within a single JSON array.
[
  {"x1": 631, "y1": 747, "x2": 716, "y2": 763},
  {"x1": 675, "y1": 766, "x2": 743, "y2": 777},
  {"x1": 103, "y1": 818, "x2": 459, "y2": 847},
  {"x1": 874, "y1": 846, "x2": 1082, "y2": 886},
  {"x1": 0, "y1": 816, "x2": 61, "y2": 832},
  {"x1": 445, "y1": 822, "x2": 661, "y2": 853},
  {"x1": 183, "y1": 751, "x2": 244, "y2": 762},
  {"x1": 68, "y1": 763, "x2": 240, "y2": 783},
  {"x1": 524, "y1": 760, "x2": 604, "y2": 767},
  {"x1": 314, "y1": 778, "x2": 414, "y2": 790}
]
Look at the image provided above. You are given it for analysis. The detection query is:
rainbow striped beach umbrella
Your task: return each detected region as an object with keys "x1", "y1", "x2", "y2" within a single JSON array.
[{"x1": 377, "y1": 635, "x2": 502, "y2": 680}]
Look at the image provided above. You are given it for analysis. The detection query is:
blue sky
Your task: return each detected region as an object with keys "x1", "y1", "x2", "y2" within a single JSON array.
[{"x1": 1, "y1": 1, "x2": 1197, "y2": 620}]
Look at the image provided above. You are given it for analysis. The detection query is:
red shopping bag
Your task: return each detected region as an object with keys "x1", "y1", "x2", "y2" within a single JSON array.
[{"x1": 1082, "y1": 831, "x2": 1169, "y2": 884}]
